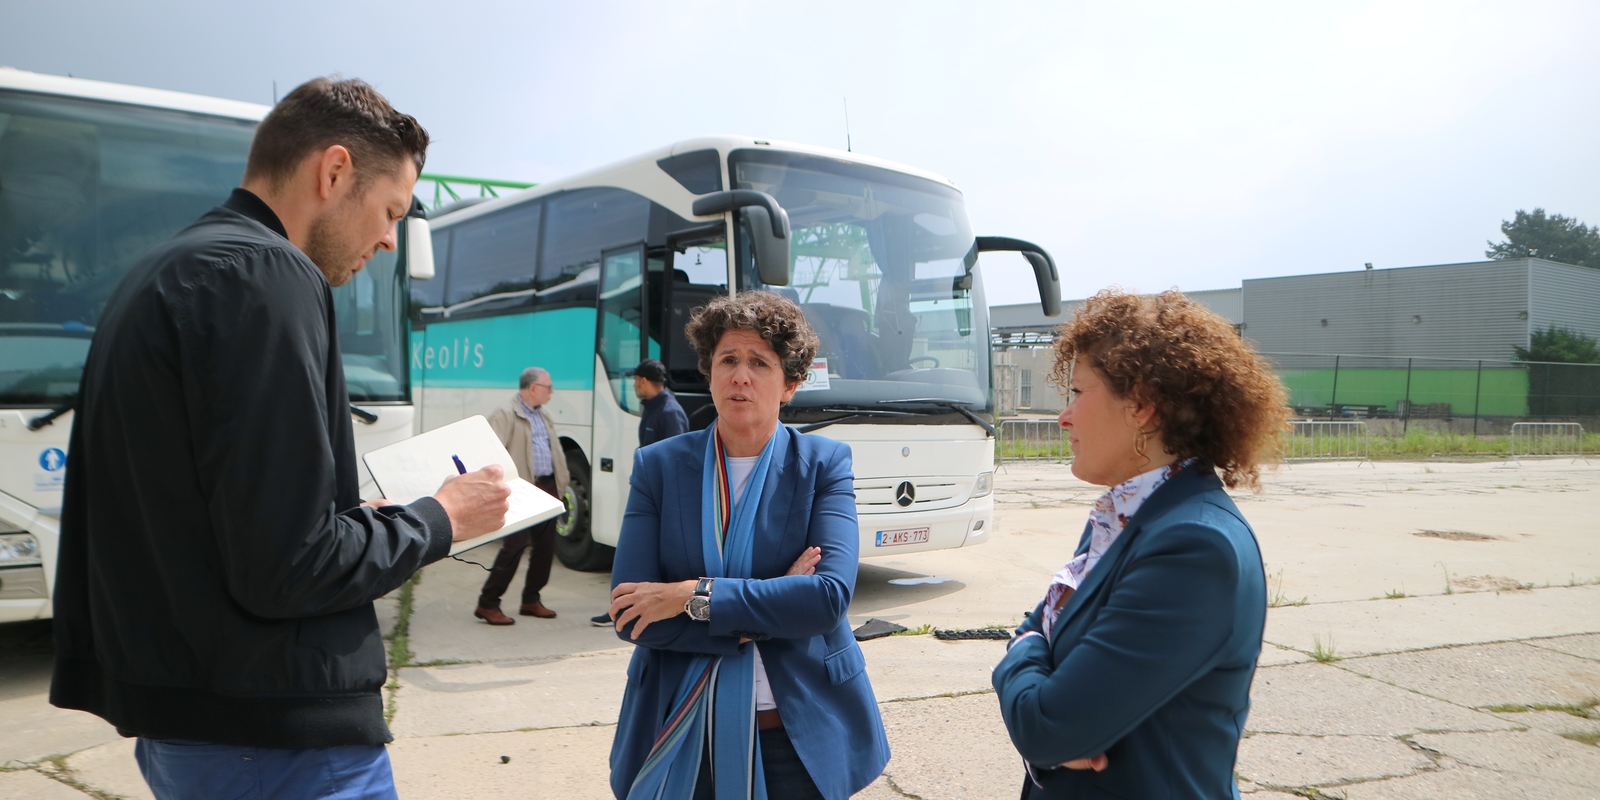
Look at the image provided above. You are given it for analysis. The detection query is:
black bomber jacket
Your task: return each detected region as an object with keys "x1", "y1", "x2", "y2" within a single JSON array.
[{"x1": 50, "y1": 189, "x2": 452, "y2": 748}]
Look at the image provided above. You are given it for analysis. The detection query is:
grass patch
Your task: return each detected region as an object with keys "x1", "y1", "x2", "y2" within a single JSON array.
[
  {"x1": 1560, "y1": 731, "x2": 1600, "y2": 747},
  {"x1": 1310, "y1": 634, "x2": 1340, "y2": 663},
  {"x1": 36, "y1": 755, "x2": 121, "y2": 800},
  {"x1": 1267, "y1": 570, "x2": 1308, "y2": 608},
  {"x1": 892, "y1": 624, "x2": 932, "y2": 636},
  {"x1": 995, "y1": 438, "x2": 1073, "y2": 461},
  {"x1": 1286, "y1": 430, "x2": 1600, "y2": 461},
  {"x1": 1482, "y1": 701, "x2": 1597, "y2": 718},
  {"x1": 1384, "y1": 588, "x2": 1408, "y2": 599},
  {"x1": 383, "y1": 573, "x2": 420, "y2": 725}
]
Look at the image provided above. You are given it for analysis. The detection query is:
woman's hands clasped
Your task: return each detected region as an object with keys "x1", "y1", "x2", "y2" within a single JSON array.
[{"x1": 609, "y1": 547, "x2": 823, "y2": 638}]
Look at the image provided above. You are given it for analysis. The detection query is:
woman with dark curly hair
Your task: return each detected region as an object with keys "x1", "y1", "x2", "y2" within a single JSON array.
[
  {"x1": 992, "y1": 289, "x2": 1289, "y2": 799},
  {"x1": 607, "y1": 292, "x2": 889, "y2": 800}
]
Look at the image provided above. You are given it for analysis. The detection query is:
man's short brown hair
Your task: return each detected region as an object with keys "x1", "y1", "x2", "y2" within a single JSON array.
[
  {"x1": 685, "y1": 292, "x2": 819, "y2": 387},
  {"x1": 243, "y1": 77, "x2": 429, "y2": 191}
]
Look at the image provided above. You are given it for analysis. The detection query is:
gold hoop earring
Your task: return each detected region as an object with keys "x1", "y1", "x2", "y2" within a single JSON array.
[{"x1": 1134, "y1": 430, "x2": 1148, "y2": 458}]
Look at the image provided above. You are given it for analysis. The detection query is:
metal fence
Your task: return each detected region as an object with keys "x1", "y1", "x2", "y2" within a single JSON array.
[
  {"x1": 1509, "y1": 423, "x2": 1588, "y2": 464},
  {"x1": 1284, "y1": 421, "x2": 1372, "y2": 464},
  {"x1": 1262, "y1": 353, "x2": 1600, "y2": 433},
  {"x1": 996, "y1": 418, "x2": 1070, "y2": 462}
]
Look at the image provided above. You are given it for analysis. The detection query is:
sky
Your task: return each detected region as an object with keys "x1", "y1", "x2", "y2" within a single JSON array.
[{"x1": 3, "y1": 0, "x2": 1596, "y2": 307}]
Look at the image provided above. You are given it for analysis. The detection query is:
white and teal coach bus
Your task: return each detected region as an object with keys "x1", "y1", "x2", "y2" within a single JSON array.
[
  {"x1": 0, "y1": 68, "x2": 439, "y2": 622},
  {"x1": 412, "y1": 136, "x2": 1060, "y2": 571}
]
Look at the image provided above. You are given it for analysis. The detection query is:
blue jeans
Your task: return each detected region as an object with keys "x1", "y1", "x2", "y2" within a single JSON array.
[{"x1": 135, "y1": 738, "x2": 397, "y2": 800}]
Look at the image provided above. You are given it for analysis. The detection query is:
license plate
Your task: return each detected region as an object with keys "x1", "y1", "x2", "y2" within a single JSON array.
[{"x1": 875, "y1": 527, "x2": 930, "y2": 547}]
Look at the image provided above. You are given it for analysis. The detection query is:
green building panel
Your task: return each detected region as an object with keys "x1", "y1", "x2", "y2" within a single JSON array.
[{"x1": 1277, "y1": 368, "x2": 1529, "y2": 417}]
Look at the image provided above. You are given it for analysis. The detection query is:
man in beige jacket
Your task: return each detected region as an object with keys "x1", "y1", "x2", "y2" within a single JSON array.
[{"x1": 474, "y1": 366, "x2": 572, "y2": 625}]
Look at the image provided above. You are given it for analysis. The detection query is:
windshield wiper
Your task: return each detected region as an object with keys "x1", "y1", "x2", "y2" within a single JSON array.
[
  {"x1": 793, "y1": 406, "x2": 918, "y2": 433},
  {"x1": 876, "y1": 398, "x2": 997, "y2": 438},
  {"x1": 28, "y1": 396, "x2": 76, "y2": 431}
]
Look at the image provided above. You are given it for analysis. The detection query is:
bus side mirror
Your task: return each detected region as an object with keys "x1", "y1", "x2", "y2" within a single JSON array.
[
  {"x1": 692, "y1": 189, "x2": 791, "y2": 286},
  {"x1": 741, "y1": 205, "x2": 791, "y2": 287},
  {"x1": 405, "y1": 216, "x2": 435, "y2": 280},
  {"x1": 974, "y1": 236, "x2": 1059, "y2": 317}
]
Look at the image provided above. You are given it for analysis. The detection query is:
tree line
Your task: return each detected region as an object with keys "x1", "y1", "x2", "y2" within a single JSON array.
[{"x1": 1488, "y1": 208, "x2": 1599, "y2": 365}]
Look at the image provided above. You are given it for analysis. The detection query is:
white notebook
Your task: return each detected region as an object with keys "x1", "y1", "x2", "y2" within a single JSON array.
[{"x1": 362, "y1": 416, "x2": 566, "y2": 556}]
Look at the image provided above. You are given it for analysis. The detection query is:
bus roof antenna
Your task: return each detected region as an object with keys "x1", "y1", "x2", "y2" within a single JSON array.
[{"x1": 844, "y1": 97, "x2": 852, "y2": 152}]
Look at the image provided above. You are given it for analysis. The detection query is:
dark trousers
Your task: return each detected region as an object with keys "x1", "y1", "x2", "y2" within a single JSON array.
[
  {"x1": 690, "y1": 726, "x2": 825, "y2": 800},
  {"x1": 477, "y1": 475, "x2": 559, "y2": 609}
]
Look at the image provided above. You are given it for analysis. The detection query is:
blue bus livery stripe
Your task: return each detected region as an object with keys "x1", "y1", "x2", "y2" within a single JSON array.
[{"x1": 411, "y1": 307, "x2": 598, "y2": 390}]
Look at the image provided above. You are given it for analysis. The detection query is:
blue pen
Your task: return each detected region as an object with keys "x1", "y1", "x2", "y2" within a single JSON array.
[{"x1": 452, "y1": 454, "x2": 467, "y2": 474}]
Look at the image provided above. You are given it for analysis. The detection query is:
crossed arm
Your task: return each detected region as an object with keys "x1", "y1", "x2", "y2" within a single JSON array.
[
  {"x1": 609, "y1": 447, "x2": 858, "y2": 655},
  {"x1": 993, "y1": 524, "x2": 1241, "y2": 768}
]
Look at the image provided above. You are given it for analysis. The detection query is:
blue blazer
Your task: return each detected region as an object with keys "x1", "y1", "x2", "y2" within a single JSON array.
[
  {"x1": 992, "y1": 463, "x2": 1267, "y2": 800},
  {"x1": 609, "y1": 426, "x2": 890, "y2": 800}
]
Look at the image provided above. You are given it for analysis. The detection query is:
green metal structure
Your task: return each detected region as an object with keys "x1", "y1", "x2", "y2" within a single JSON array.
[{"x1": 417, "y1": 172, "x2": 536, "y2": 211}]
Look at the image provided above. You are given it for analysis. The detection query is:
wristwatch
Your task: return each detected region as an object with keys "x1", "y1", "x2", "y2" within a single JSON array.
[{"x1": 684, "y1": 577, "x2": 713, "y2": 622}]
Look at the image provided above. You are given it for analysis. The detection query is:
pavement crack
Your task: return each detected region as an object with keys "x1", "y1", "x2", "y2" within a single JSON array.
[
  {"x1": 35, "y1": 755, "x2": 124, "y2": 800},
  {"x1": 882, "y1": 688, "x2": 996, "y2": 704},
  {"x1": 879, "y1": 773, "x2": 927, "y2": 799}
]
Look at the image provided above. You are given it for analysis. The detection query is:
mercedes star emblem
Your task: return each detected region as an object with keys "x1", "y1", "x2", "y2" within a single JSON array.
[{"x1": 895, "y1": 481, "x2": 916, "y2": 507}]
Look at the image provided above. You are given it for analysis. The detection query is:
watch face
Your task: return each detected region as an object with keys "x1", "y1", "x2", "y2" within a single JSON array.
[{"x1": 687, "y1": 596, "x2": 711, "y2": 621}]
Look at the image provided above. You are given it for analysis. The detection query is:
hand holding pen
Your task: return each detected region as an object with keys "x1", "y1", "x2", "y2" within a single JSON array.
[{"x1": 434, "y1": 454, "x2": 511, "y2": 542}]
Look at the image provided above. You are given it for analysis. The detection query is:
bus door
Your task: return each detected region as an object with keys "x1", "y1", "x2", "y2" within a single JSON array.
[
  {"x1": 590, "y1": 244, "x2": 648, "y2": 552},
  {"x1": 653, "y1": 230, "x2": 730, "y2": 430}
]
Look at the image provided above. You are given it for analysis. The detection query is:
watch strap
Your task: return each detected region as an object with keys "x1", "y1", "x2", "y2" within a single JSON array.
[{"x1": 695, "y1": 577, "x2": 714, "y2": 596}]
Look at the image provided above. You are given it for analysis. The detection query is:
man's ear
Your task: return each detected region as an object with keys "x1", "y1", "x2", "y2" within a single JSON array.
[{"x1": 314, "y1": 145, "x2": 355, "y2": 200}]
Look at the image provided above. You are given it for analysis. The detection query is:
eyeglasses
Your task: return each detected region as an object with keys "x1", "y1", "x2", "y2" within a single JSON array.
[{"x1": 529, "y1": 383, "x2": 553, "y2": 390}]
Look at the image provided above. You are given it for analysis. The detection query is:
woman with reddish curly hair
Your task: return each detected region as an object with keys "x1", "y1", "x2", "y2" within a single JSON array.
[{"x1": 993, "y1": 289, "x2": 1289, "y2": 799}]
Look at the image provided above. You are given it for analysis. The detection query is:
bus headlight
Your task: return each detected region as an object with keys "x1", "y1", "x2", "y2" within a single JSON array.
[
  {"x1": 973, "y1": 472, "x2": 994, "y2": 498},
  {"x1": 0, "y1": 534, "x2": 41, "y2": 567}
]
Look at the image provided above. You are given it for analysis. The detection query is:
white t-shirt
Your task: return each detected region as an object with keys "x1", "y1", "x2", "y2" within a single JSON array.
[{"x1": 724, "y1": 456, "x2": 777, "y2": 712}]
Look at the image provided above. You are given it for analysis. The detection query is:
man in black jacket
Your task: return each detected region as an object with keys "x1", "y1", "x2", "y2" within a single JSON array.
[
  {"x1": 633, "y1": 358, "x2": 690, "y2": 447},
  {"x1": 50, "y1": 78, "x2": 510, "y2": 800}
]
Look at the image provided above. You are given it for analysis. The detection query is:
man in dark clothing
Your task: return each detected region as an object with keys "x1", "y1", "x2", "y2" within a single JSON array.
[
  {"x1": 633, "y1": 358, "x2": 689, "y2": 447},
  {"x1": 589, "y1": 358, "x2": 691, "y2": 627},
  {"x1": 50, "y1": 78, "x2": 510, "y2": 800}
]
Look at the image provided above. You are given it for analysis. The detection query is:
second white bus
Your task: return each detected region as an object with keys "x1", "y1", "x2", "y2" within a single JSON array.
[{"x1": 412, "y1": 136, "x2": 1059, "y2": 570}]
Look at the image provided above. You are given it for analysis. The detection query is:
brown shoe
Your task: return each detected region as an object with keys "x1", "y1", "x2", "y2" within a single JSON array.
[
  {"x1": 519, "y1": 602, "x2": 557, "y2": 619},
  {"x1": 474, "y1": 606, "x2": 515, "y2": 625}
]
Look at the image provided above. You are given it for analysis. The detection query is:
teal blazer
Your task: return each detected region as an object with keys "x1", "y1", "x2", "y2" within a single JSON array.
[
  {"x1": 608, "y1": 425, "x2": 889, "y2": 800},
  {"x1": 993, "y1": 463, "x2": 1267, "y2": 799}
]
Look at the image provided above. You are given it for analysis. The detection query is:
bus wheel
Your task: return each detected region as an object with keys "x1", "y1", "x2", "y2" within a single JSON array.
[{"x1": 554, "y1": 454, "x2": 613, "y2": 572}]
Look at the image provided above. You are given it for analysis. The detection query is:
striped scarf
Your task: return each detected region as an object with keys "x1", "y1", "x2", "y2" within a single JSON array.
[{"x1": 626, "y1": 424, "x2": 779, "y2": 800}]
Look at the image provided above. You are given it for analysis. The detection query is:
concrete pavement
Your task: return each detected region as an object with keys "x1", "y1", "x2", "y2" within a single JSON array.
[{"x1": 3, "y1": 458, "x2": 1597, "y2": 798}]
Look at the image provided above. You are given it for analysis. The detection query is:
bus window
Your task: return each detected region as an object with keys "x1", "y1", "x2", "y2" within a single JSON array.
[
  {"x1": 541, "y1": 188, "x2": 650, "y2": 306},
  {"x1": 332, "y1": 247, "x2": 407, "y2": 402},
  {"x1": 598, "y1": 245, "x2": 645, "y2": 410},
  {"x1": 0, "y1": 89, "x2": 253, "y2": 407},
  {"x1": 664, "y1": 240, "x2": 727, "y2": 389},
  {"x1": 410, "y1": 228, "x2": 449, "y2": 324},
  {"x1": 444, "y1": 201, "x2": 541, "y2": 306}
]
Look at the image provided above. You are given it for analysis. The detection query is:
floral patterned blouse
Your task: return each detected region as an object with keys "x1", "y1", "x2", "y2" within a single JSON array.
[{"x1": 1040, "y1": 458, "x2": 1195, "y2": 643}]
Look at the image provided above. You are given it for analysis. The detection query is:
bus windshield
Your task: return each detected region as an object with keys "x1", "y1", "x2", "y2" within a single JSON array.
[
  {"x1": 0, "y1": 89, "x2": 408, "y2": 406},
  {"x1": 0, "y1": 89, "x2": 255, "y2": 406},
  {"x1": 730, "y1": 149, "x2": 990, "y2": 411}
]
